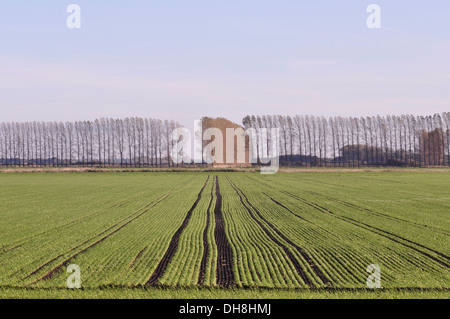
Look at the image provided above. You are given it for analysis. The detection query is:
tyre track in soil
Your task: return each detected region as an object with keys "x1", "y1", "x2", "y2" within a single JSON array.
[
  {"x1": 111, "y1": 178, "x2": 197, "y2": 271},
  {"x1": 248, "y1": 175, "x2": 450, "y2": 267},
  {"x1": 306, "y1": 190, "x2": 450, "y2": 237},
  {"x1": 128, "y1": 246, "x2": 147, "y2": 269},
  {"x1": 262, "y1": 193, "x2": 338, "y2": 239},
  {"x1": 1, "y1": 176, "x2": 194, "y2": 253},
  {"x1": 0, "y1": 195, "x2": 140, "y2": 255},
  {"x1": 197, "y1": 178, "x2": 215, "y2": 285},
  {"x1": 226, "y1": 176, "x2": 329, "y2": 287},
  {"x1": 25, "y1": 181, "x2": 189, "y2": 284},
  {"x1": 10, "y1": 180, "x2": 195, "y2": 281},
  {"x1": 24, "y1": 178, "x2": 195, "y2": 282},
  {"x1": 214, "y1": 176, "x2": 235, "y2": 288},
  {"x1": 282, "y1": 191, "x2": 450, "y2": 268},
  {"x1": 248, "y1": 174, "x2": 450, "y2": 237},
  {"x1": 146, "y1": 176, "x2": 210, "y2": 286}
]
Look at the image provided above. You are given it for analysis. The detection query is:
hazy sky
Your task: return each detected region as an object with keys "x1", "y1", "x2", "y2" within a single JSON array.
[{"x1": 1, "y1": 0, "x2": 449, "y2": 128}]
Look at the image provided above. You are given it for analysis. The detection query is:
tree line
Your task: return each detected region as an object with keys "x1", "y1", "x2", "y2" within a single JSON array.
[
  {"x1": 0, "y1": 118, "x2": 182, "y2": 167},
  {"x1": 243, "y1": 113, "x2": 450, "y2": 167},
  {"x1": 1, "y1": 113, "x2": 449, "y2": 168}
]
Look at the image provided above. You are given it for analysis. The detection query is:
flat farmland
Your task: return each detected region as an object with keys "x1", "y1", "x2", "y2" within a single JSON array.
[{"x1": 0, "y1": 171, "x2": 449, "y2": 298}]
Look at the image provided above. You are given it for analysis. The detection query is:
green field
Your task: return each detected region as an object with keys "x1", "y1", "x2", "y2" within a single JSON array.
[{"x1": 0, "y1": 171, "x2": 449, "y2": 298}]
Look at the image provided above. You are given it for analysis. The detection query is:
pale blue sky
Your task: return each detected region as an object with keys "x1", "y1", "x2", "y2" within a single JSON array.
[{"x1": 1, "y1": 1, "x2": 449, "y2": 127}]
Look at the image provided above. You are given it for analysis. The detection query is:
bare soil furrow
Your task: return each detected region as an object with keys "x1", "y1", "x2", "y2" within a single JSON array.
[
  {"x1": 226, "y1": 177, "x2": 329, "y2": 287},
  {"x1": 0, "y1": 196, "x2": 139, "y2": 255},
  {"x1": 283, "y1": 191, "x2": 450, "y2": 268},
  {"x1": 307, "y1": 190, "x2": 450, "y2": 236},
  {"x1": 214, "y1": 176, "x2": 236, "y2": 288},
  {"x1": 145, "y1": 176, "x2": 209, "y2": 286},
  {"x1": 198, "y1": 178, "x2": 215, "y2": 285},
  {"x1": 27, "y1": 190, "x2": 175, "y2": 283},
  {"x1": 129, "y1": 246, "x2": 148, "y2": 269},
  {"x1": 262, "y1": 192, "x2": 337, "y2": 239}
]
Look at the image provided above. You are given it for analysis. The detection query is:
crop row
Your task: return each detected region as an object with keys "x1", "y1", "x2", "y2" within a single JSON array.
[{"x1": 0, "y1": 172, "x2": 448, "y2": 289}]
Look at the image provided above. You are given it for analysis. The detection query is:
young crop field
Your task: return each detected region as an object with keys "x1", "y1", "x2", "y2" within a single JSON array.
[{"x1": 0, "y1": 171, "x2": 449, "y2": 298}]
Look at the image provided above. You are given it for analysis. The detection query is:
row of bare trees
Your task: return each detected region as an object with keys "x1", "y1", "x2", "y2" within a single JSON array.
[
  {"x1": 2, "y1": 113, "x2": 449, "y2": 168},
  {"x1": 243, "y1": 113, "x2": 450, "y2": 167},
  {"x1": 0, "y1": 118, "x2": 182, "y2": 167}
]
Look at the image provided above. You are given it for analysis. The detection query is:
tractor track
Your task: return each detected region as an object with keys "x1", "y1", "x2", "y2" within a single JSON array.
[
  {"x1": 198, "y1": 178, "x2": 215, "y2": 285},
  {"x1": 2, "y1": 177, "x2": 195, "y2": 254},
  {"x1": 306, "y1": 190, "x2": 450, "y2": 237},
  {"x1": 214, "y1": 176, "x2": 235, "y2": 288},
  {"x1": 146, "y1": 176, "x2": 210, "y2": 286},
  {"x1": 262, "y1": 192, "x2": 338, "y2": 239},
  {"x1": 128, "y1": 246, "x2": 148, "y2": 269},
  {"x1": 1, "y1": 195, "x2": 140, "y2": 255},
  {"x1": 248, "y1": 174, "x2": 449, "y2": 237},
  {"x1": 25, "y1": 188, "x2": 176, "y2": 284},
  {"x1": 22, "y1": 178, "x2": 195, "y2": 283},
  {"x1": 247, "y1": 175, "x2": 449, "y2": 269},
  {"x1": 226, "y1": 177, "x2": 330, "y2": 287},
  {"x1": 123, "y1": 178, "x2": 197, "y2": 272},
  {"x1": 283, "y1": 191, "x2": 450, "y2": 269},
  {"x1": 263, "y1": 194, "x2": 311, "y2": 224}
]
